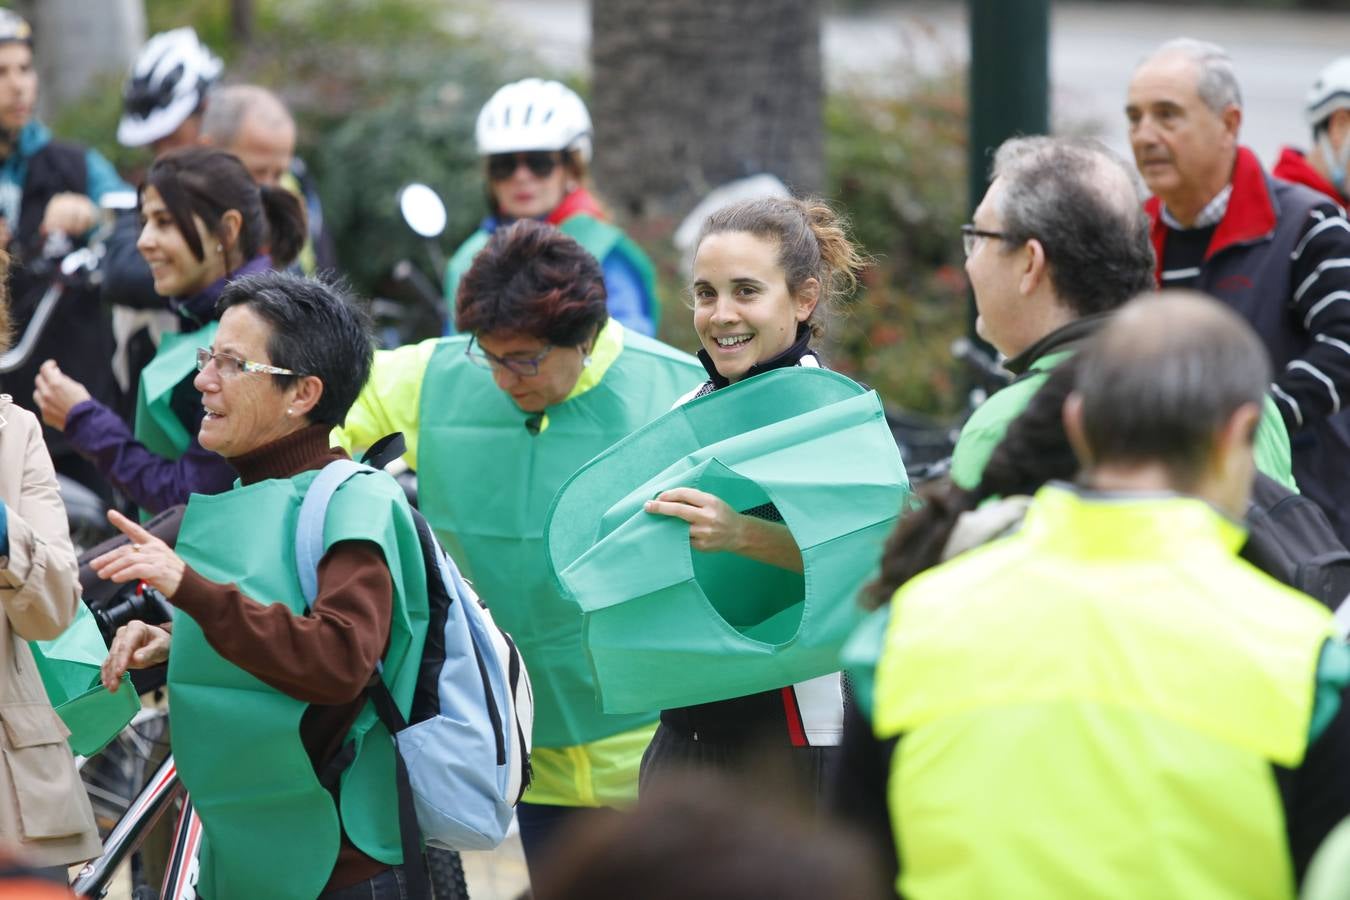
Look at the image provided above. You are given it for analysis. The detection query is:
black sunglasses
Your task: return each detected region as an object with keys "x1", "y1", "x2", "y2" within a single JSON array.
[{"x1": 487, "y1": 151, "x2": 561, "y2": 181}]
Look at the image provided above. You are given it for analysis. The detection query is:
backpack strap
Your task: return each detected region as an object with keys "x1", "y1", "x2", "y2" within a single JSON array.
[
  {"x1": 293, "y1": 458, "x2": 432, "y2": 900},
  {"x1": 295, "y1": 458, "x2": 373, "y2": 609},
  {"x1": 360, "y1": 432, "x2": 408, "y2": 471}
]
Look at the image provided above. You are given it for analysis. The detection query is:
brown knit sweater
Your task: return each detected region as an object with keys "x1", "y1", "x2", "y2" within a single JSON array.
[{"x1": 169, "y1": 423, "x2": 393, "y2": 892}]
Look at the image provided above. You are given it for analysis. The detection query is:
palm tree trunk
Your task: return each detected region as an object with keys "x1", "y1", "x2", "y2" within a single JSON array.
[{"x1": 590, "y1": 0, "x2": 823, "y2": 220}]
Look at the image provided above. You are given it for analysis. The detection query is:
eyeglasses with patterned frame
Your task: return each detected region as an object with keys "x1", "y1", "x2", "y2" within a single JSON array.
[{"x1": 196, "y1": 346, "x2": 297, "y2": 378}]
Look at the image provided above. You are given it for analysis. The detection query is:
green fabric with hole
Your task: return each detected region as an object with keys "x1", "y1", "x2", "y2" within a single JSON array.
[{"x1": 547, "y1": 368, "x2": 909, "y2": 714}]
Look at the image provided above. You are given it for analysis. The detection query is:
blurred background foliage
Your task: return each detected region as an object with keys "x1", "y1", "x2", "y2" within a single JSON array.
[{"x1": 52, "y1": 0, "x2": 974, "y2": 417}]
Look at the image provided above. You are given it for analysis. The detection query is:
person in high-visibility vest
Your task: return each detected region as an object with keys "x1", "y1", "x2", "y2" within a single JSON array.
[{"x1": 848, "y1": 293, "x2": 1350, "y2": 900}]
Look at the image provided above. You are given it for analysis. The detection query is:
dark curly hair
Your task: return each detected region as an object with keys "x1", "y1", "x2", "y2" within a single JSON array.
[{"x1": 455, "y1": 219, "x2": 608, "y2": 346}]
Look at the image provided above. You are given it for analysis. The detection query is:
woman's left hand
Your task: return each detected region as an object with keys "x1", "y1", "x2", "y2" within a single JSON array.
[
  {"x1": 91, "y1": 510, "x2": 186, "y2": 598},
  {"x1": 645, "y1": 487, "x2": 747, "y2": 553},
  {"x1": 33, "y1": 359, "x2": 91, "y2": 431}
]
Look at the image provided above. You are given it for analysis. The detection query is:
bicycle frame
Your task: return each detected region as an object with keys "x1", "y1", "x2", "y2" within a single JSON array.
[{"x1": 71, "y1": 754, "x2": 201, "y2": 900}]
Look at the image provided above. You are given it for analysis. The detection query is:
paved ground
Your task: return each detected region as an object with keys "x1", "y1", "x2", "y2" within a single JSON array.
[{"x1": 489, "y1": 0, "x2": 1350, "y2": 167}]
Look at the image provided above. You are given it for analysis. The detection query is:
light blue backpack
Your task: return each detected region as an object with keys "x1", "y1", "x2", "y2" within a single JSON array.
[{"x1": 295, "y1": 458, "x2": 534, "y2": 860}]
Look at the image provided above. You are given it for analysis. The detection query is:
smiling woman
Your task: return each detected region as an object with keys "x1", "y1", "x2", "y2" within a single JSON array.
[
  {"x1": 638, "y1": 196, "x2": 876, "y2": 801},
  {"x1": 95, "y1": 272, "x2": 440, "y2": 897},
  {"x1": 33, "y1": 147, "x2": 307, "y2": 517}
]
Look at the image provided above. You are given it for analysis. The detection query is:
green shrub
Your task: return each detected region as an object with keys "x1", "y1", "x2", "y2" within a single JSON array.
[{"x1": 821, "y1": 72, "x2": 971, "y2": 416}]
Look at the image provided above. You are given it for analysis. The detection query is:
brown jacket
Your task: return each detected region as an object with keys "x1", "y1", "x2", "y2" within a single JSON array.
[{"x1": 0, "y1": 394, "x2": 101, "y2": 866}]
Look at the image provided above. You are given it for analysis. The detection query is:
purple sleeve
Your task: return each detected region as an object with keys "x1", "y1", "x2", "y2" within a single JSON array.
[{"x1": 63, "y1": 399, "x2": 237, "y2": 514}]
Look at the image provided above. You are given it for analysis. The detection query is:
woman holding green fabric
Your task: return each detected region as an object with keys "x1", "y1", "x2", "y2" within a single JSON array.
[
  {"x1": 337, "y1": 219, "x2": 702, "y2": 884},
  {"x1": 33, "y1": 147, "x2": 306, "y2": 516},
  {"x1": 97, "y1": 272, "x2": 429, "y2": 898},
  {"x1": 639, "y1": 197, "x2": 867, "y2": 793}
]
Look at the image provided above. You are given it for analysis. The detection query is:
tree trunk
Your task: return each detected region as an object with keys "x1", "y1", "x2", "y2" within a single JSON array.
[
  {"x1": 590, "y1": 0, "x2": 823, "y2": 221},
  {"x1": 232, "y1": 0, "x2": 256, "y2": 45},
  {"x1": 25, "y1": 0, "x2": 145, "y2": 120}
]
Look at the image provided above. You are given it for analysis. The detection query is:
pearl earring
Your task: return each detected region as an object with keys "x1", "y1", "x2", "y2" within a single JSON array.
[
  {"x1": 582, "y1": 354, "x2": 593, "y2": 367},
  {"x1": 216, "y1": 243, "x2": 223, "y2": 253},
  {"x1": 286, "y1": 408, "x2": 293, "y2": 416}
]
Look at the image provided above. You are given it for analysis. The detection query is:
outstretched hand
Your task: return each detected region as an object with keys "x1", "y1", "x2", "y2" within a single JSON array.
[
  {"x1": 91, "y1": 510, "x2": 187, "y2": 598},
  {"x1": 101, "y1": 621, "x2": 171, "y2": 692}
]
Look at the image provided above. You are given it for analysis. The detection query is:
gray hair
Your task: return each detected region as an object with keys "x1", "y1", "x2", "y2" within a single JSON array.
[
  {"x1": 1146, "y1": 38, "x2": 1243, "y2": 113},
  {"x1": 990, "y1": 136, "x2": 1154, "y2": 317},
  {"x1": 201, "y1": 84, "x2": 294, "y2": 147},
  {"x1": 1075, "y1": 290, "x2": 1270, "y2": 489}
]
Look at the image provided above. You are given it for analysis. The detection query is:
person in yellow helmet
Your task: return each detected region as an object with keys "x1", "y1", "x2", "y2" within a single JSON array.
[{"x1": 847, "y1": 293, "x2": 1350, "y2": 900}]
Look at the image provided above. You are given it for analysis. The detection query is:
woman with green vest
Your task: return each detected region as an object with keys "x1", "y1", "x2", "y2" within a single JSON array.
[
  {"x1": 33, "y1": 147, "x2": 306, "y2": 516},
  {"x1": 337, "y1": 219, "x2": 701, "y2": 885},
  {"x1": 96, "y1": 271, "x2": 429, "y2": 898},
  {"x1": 638, "y1": 197, "x2": 870, "y2": 793},
  {"x1": 444, "y1": 77, "x2": 658, "y2": 336}
]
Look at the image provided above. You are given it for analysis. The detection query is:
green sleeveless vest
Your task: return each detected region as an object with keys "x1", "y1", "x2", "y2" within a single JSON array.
[
  {"x1": 416, "y1": 332, "x2": 701, "y2": 746},
  {"x1": 442, "y1": 215, "x2": 658, "y2": 333},
  {"x1": 134, "y1": 321, "x2": 217, "y2": 463},
  {"x1": 548, "y1": 368, "x2": 909, "y2": 714},
  {"x1": 169, "y1": 469, "x2": 428, "y2": 899}
]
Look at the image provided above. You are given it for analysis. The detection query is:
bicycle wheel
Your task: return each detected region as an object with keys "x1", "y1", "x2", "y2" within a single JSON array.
[{"x1": 427, "y1": 847, "x2": 470, "y2": 900}]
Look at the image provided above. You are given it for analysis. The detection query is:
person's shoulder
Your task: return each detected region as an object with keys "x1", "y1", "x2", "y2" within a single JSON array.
[
  {"x1": 0, "y1": 393, "x2": 40, "y2": 436},
  {"x1": 950, "y1": 371, "x2": 1049, "y2": 485}
]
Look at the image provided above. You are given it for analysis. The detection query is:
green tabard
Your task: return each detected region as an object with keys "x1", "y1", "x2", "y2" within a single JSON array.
[
  {"x1": 443, "y1": 215, "x2": 658, "y2": 333},
  {"x1": 134, "y1": 321, "x2": 218, "y2": 462},
  {"x1": 168, "y1": 469, "x2": 428, "y2": 899},
  {"x1": 547, "y1": 368, "x2": 910, "y2": 713},
  {"x1": 416, "y1": 332, "x2": 702, "y2": 747}
]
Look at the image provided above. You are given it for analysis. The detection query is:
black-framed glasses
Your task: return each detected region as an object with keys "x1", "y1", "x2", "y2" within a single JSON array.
[
  {"x1": 961, "y1": 224, "x2": 1013, "y2": 258},
  {"x1": 486, "y1": 151, "x2": 561, "y2": 182},
  {"x1": 465, "y1": 337, "x2": 555, "y2": 377},
  {"x1": 196, "y1": 347, "x2": 297, "y2": 378}
]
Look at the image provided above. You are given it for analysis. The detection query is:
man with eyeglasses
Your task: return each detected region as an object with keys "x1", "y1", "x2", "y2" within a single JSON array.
[
  {"x1": 947, "y1": 136, "x2": 1164, "y2": 488},
  {"x1": 442, "y1": 78, "x2": 658, "y2": 337},
  {"x1": 1128, "y1": 38, "x2": 1350, "y2": 543}
]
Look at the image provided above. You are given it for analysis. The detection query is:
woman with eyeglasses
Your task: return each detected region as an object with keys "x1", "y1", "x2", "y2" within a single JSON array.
[
  {"x1": 33, "y1": 147, "x2": 306, "y2": 516},
  {"x1": 97, "y1": 272, "x2": 432, "y2": 898},
  {"x1": 338, "y1": 219, "x2": 702, "y2": 887},
  {"x1": 443, "y1": 78, "x2": 659, "y2": 337}
]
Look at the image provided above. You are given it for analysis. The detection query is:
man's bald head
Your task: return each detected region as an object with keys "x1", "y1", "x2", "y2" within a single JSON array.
[
  {"x1": 1072, "y1": 290, "x2": 1270, "y2": 496},
  {"x1": 201, "y1": 84, "x2": 295, "y2": 186}
]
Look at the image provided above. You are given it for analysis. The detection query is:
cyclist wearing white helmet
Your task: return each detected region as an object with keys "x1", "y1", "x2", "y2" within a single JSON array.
[
  {"x1": 1275, "y1": 57, "x2": 1350, "y2": 206},
  {"x1": 118, "y1": 27, "x2": 223, "y2": 154},
  {"x1": 444, "y1": 78, "x2": 659, "y2": 336}
]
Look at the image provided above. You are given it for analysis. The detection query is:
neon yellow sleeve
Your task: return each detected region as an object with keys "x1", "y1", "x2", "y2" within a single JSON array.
[{"x1": 331, "y1": 339, "x2": 439, "y2": 471}]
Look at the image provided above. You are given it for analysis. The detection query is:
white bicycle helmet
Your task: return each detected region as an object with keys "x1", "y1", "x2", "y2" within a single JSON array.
[
  {"x1": 118, "y1": 28, "x2": 223, "y2": 148},
  {"x1": 1306, "y1": 57, "x2": 1350, "y2": 129},
  {"x1": 475, "y1": 78, "x2": 593, "y2": 162},
  {"x1": 0, "y1": 9, "x2": 32, "y2": 47}
]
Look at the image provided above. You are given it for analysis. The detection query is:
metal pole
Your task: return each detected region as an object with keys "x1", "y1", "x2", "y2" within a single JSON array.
[{"x1": 966, "y1": 0, "x2": 1050, "y2": 343}]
